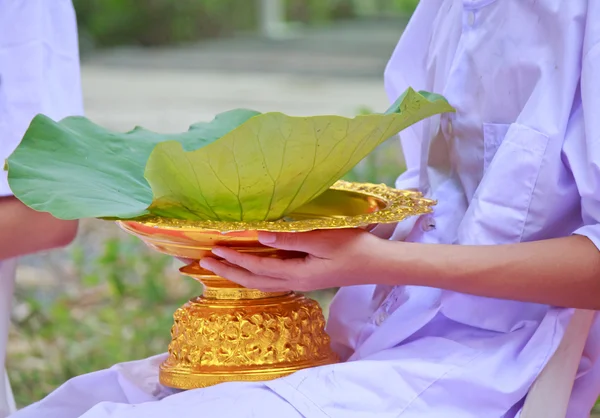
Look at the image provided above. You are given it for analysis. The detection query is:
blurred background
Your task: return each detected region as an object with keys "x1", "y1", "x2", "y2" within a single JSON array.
[{"x1": 8, "y1": 0, "x2": 417, "y2": 407}]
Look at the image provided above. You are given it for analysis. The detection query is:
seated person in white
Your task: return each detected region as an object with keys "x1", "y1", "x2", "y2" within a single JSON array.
[
  {"x1": 11, "y1": 1, "x2": 600, "y2": 417},
  {"x1": 0, "y1": 0, "x2": 83, "y2": 417}
]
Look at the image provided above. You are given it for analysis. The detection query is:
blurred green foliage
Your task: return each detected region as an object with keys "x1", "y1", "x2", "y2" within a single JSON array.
[
  {"x1": 9, "y1": 235, "x2": 187, "y2": 406},
  {"x1": 73, "y1": 0, "x2": 256, "y2": 47},
  {"x1": 73, "y1": 0, "x2": 418, "y2": 47}
]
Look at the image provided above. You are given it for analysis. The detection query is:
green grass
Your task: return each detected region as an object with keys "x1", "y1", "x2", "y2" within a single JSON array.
[{"x1": 9, "y1": 234, "x2": 190, "y2": 406}]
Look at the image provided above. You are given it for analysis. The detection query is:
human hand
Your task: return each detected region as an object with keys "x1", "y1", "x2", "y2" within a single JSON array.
[{"x1": 199, "y1": 228, "x2": 384, "y2": 292}]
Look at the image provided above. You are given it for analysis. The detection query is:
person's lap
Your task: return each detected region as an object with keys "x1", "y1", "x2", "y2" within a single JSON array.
[
  {"x1": 12, "y1": 354, "x2": 302, "y2": 418},
  {"x1": 11, "y1": 310, "x2": 563, "y2": 418}
]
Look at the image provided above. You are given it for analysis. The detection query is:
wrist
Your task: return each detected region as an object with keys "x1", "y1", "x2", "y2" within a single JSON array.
[
  {"x1": 362, "y1": 235, "x2": 407, "y2": 286},
  {"x1": 372, "y1": 239, "x2": 443, "y2": 287}
]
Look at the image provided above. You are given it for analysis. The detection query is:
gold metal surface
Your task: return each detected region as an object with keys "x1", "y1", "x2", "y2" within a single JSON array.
[
  {"x1": 127, "y1": 180, "x2": 436, "y2": 234},
  {"x1": 116, "y1": 181, "x2": 434, "y2": 389}
]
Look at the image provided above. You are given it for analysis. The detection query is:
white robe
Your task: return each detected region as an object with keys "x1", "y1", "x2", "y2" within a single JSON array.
[{"x1": 0, "y1": 1, "x2": 83, "y2": 417}]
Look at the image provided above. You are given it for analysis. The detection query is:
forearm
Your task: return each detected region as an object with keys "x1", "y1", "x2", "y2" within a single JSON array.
[
  {"x1": 0, "y1": 196, "x2": 78, "y2": 260},
  {"x1": 379, "y1": 234, "x2": 600, "y2": 309}
]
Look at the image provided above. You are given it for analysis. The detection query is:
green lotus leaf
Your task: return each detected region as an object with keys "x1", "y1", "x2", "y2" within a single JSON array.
[
  {"x1": 6, "y1": 109, "x2": 260, "y2": 219},
  {"x1": 144, "y1": 88, "x2": 453, "y2": 221},
  {"x1": 6, "y1": 88, "x2": 453, "y2": 221}
]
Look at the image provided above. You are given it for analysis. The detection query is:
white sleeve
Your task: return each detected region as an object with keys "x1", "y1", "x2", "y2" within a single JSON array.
[
  {"x1": 0, "y1": 0, "x2": 84, "y2": 196},
  {"x1": 374, "y1": 2, "x2": 440, "y2": 240},
  {"x1": 571, "y1": 43, "x2": 600, "y2": 247},
  {"x1": 383, "y1": 0, "x2": 442, "y2": 192},
  {"x1": 568, "y1": 3, "x2": 600, "y2": 249}
]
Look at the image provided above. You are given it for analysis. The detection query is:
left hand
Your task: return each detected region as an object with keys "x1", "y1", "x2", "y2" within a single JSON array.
[{"x1": 200, "y1": 228, "x2": 383, "y2": 292}]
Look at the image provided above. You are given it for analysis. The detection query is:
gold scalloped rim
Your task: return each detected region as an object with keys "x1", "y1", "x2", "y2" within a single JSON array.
[{"x1": 124, "y1": 181, "x2": 435, "y2": 233}]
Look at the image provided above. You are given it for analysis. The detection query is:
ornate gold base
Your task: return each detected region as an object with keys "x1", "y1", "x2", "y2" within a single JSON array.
[
  {"x1": 116, "y1": 182, "x2": 435, "y2": 390},
  {"x1": 159, "y1": 266, "x2": 339, "y2": 389}
]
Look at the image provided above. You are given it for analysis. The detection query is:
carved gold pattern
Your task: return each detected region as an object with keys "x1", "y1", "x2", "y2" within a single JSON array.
[
  {"x1": 129, "y1": 180, "x2": 435, "y2": 233},
  {"x1": 159, "y1": 292, "x2": 338, "y2": 388}
]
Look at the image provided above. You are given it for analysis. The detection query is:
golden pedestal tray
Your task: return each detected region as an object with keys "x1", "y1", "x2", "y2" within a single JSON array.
[{"x1": 117, "y1": 181, "x2": 434, "y2": 389}]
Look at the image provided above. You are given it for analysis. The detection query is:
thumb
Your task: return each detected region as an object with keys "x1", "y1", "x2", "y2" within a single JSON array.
[{"x1": 257, "y1": 231, "x2": 328, "y2": 255}]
